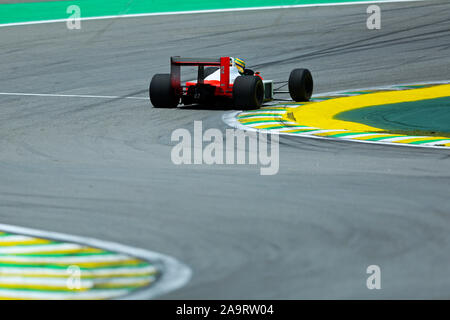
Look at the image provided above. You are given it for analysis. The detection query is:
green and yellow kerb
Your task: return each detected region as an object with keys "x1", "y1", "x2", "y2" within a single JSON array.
[
  {"x1": 0, "y1": 230, "x2": 159, "y2": 300},
  {"x1": 234, "y1": 83, "x2": 450, "y2": 148}
]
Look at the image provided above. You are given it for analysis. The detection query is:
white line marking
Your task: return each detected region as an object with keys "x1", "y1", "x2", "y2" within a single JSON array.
[
  {"x1": 0, "y1": 223, "x2": 191, "y2": 300},
  {"x1": 0, "y1": 92, "x2": 147, "y2": 100},
  {"x1": 381, "y1": 136, "x2": 425, "y2": 142},
  {"x1": 0, "y1": 243, "x2": 83, "y2": 254},
  {"x1": 0, "y1": 235, "x2": 37, "y2": 242},
  {"x1": 0, "y1": 0, "x2": 425, "y2": 28},
  {"x1": 422, "y1": 140, "x2": 450, "y2": 146}
]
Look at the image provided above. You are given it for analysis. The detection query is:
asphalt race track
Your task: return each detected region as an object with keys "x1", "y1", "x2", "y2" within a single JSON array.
[{"x1": 1, "y1": 0, "x2": 450, "y2": 299}]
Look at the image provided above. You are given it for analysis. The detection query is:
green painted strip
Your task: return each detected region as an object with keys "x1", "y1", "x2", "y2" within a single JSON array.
[
  {"x1": 395, "y1": 85, "x2": 430, "y2": 89},
  {"x1": 0, "y1": 233, "x2": 13, "y2": 237},
  {"x1": 0, "y1": 0, "x2": 384, "y2": 25},
  {"x1": 336, "y1": 96, "x2": 450, "y2": 135}
]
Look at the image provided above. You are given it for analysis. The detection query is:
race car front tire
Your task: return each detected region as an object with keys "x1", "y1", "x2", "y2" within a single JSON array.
[
  {"x1": 233, "y1": 76, "x2": 264, "y2": 109},
  {"x1": 149, "y1": 74, "x2": 179, "y2": 108},
  {"x1": 288, "y1": 68, "x2": 313, "y2": 102}
]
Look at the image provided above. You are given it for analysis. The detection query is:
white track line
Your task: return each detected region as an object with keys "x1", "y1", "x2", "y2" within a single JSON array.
[
  {"x1": 0, "y1": 0, "x2": 424, "y2": 28},
  {"x1": 0, "y1": 92, "x2": 147, "y2": 100},
  {"x1": 0, "y1": 223, "x2": 192, "y2": 300},
  {"x1": 0, "y1": 243, "x2": 83, "y2": 254}
]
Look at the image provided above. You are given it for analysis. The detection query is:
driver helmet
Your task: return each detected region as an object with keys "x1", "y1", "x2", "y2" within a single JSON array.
[{"x1": 234, "y1": 58, "x2": 246, "y2": 75}]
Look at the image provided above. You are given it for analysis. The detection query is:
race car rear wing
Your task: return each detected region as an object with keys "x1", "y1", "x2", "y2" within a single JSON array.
[{"x1": 170, "y1": 56, "x2": 232, "y2": 94}]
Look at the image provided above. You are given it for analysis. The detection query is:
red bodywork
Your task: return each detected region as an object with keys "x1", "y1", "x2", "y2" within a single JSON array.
[{"x1": 170, "y1": 56, "x2": 262, "y2": 99}]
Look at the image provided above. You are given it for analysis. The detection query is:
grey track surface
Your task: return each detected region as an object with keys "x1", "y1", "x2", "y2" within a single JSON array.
[{"x1": 1, "y1": 1, "x2": 450, "y2": 299}]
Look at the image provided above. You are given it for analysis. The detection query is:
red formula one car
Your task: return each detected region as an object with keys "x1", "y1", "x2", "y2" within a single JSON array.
[{"x1": 149, "y1": 56, "x2": 313, "y2": 109}]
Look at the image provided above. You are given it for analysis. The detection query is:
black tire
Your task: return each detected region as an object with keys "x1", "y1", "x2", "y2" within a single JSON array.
[
  {"x1": 233, "y1": 76, "x2": 264, "y2": 109},
  {"x1": 288, "y1": 68, "x2": 313, "y2": 102},
  {"x1": 149, "y1": 74, "x2": 179, "y2": 108},
  {"x1": 204, "y1": 67, "x2": 218, "y2": 78}
]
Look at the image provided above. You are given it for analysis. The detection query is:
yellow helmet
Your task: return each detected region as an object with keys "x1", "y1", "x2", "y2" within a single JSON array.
[{"x1": 234, "y1": 58, "x2": 246, "y2": 75}]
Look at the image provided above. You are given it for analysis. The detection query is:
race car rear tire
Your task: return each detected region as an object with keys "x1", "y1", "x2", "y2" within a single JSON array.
[
  {"x1": 149, "y1": 74, "x2": 179, "y2": 108},
  {"x1": 288, "y1": 68, "x2": 313, "y2": 102},
  {"x1": 233, "y1": 76, "x2": 264, "y2": 110}
]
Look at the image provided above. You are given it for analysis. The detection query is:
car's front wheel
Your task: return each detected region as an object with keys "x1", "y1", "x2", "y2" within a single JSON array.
[{"x1": 288, "y1": 68, "x2": 313, "y2": 102}]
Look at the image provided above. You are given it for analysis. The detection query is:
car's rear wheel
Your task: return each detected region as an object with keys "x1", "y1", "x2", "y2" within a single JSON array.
[
  {"x1": 233, "y1": 76, "x2": 264, "y2": 110},
  {"x1": 149, "y1": 74, "x2": 179, "y2": 108},
  {"x1": 288, "y1": 68, "x2": 313, "y2": 102}
]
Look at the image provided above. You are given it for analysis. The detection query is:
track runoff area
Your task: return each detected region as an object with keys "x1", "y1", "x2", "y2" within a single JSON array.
[
  {"x1": 0, "y1": 0, "x2": 424, "y2": 27},
  {"x1": 0, "y1": 0, "x2": 446, "y2": 307}
]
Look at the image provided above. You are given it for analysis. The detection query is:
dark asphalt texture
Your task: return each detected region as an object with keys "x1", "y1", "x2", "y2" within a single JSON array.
[{"x1": 0, "y1": 0, "x2": 449, "y2": 298}]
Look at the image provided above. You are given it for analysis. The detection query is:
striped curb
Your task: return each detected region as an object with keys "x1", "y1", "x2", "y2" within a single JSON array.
[
  {"x1": 223, "y1": 82, "x2": 450, "y2": 149},
  {"x1": 0, "y1": 224, "x2": 191, "y2": 300}
]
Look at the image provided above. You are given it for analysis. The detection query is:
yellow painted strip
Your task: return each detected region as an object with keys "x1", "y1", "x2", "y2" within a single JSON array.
[
  {"x1": 7, "y1": 248, "x2": 105, "y2": 255},
  {"x1": 290, "y1": 84, "x2": 450, "y2": 131},
  {"x1": 314, "y1": 130, "x2": 350, "y2": 136},
  {"x1": 0, "y1": 239, "x2": 53, "y2": 247},
  {"x1": 252, "y1": 124, "x2": 285, "y2": 129}
]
